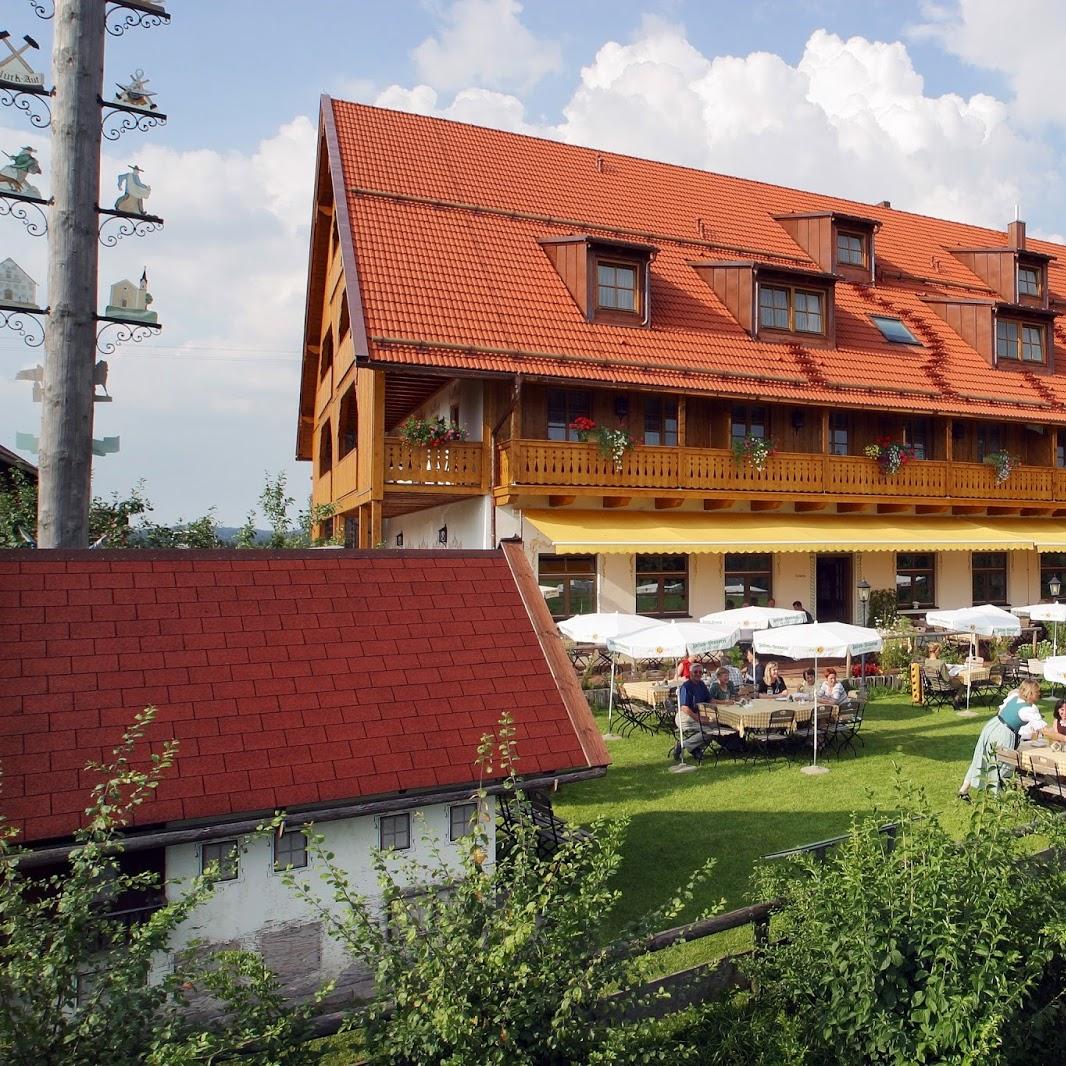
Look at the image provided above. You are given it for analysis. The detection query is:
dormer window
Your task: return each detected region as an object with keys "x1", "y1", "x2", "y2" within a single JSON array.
[
  {"x1": 758, "y1": 285, "x2": 824, "y2": 335},
  {"x1": 836, "y1": 230, "x2": 867, "y2": 267},
  {"x1": 596, "y1": 259, "x2": 639, "y2": 313},
  {"x1": 996, "y1": 318, "x2": 1045, "y2": 363},
  {"x1": 1018, "y1": 266, "x2": 1041, "y2": 298}
]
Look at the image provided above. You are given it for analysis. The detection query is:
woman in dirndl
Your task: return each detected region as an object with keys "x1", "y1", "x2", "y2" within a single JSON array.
[{"x1": 958, "y1": 680, "x2": 1046, "y2": 799}]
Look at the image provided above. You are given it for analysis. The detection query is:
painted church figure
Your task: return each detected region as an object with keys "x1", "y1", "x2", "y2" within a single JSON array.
[
  {"x1": 115, "y1": 69, "x2": 158, "y2": 112},
  {"x1": 104, "y1": 269, "x2": 157, "y2": 325},
  {"x1": 115, "y1": 164, "x2": 151, "y2": 215},
  {"x1": 0, "y1": 146, "x2": 42, "y2": 198}
]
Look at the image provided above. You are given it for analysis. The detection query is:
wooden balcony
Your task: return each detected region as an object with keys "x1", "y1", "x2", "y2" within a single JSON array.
[
  {"x1": 379, "y1": 438, "x2": 486, "y2": 516},
  {"x1": 495, "y1": 440, "x2": 1066, "y2": 512}
]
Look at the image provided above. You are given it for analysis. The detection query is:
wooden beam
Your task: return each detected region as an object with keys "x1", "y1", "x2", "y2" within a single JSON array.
[
  {"x1": 750, "y1": 500, "x2": 782, "y2": 511},
  {"x1": 988, "y1": 506, "x2": 1021, "y2": 516},
  {"x1": 876, "y1": 503, "x2": 910, "y2": 514},
  {"x1": 794, "y1": 501, "x2": 828, "y2": 512},
  {"x1": 548, "y1": 495, "x2": 576, "y2": 507},
  {"x1": 837, "y1": 502, "x2": 874, "y2": 514},
  {"x1": 602, "y1": 496, "x2": 631, "y2": 509},
  {"x1": 654, "y1": 497, "x2": 684, "y2": 510},
  {"x1": 951, "y1": 505, "x2": 982, "y2": 515},
  {"x1": 1021, "y1": 507, "x2": 1054, "y2": 516},
  {"x1": 916, "y1": 504, "x2": 949, "y2": 514},
  {"x1": 703, "y1": 499, "x2": 734, "y2": 510}
]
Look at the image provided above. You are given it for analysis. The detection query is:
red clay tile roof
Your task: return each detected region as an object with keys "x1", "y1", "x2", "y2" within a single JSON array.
[
  {"x1": 0, "y1": 548, "x2": 608, "y2": 844},
  {"x1": 322, "y1": 97, "x2": 1066, "y2": 425}
]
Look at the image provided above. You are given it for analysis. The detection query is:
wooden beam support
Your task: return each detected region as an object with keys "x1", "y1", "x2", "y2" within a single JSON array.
[
  {"x1": 548, "y1": 495, "x2": 576, "y2": 507},
  {"x1": 876, "y1": 503, "x2": 910, "y2": 514},
  {"x1": 750, "y1": 500, "x2": 782, "y2": 511},
  {"x1": 916, "y1": 504, "x2": 949, "y2": 514},
  {"x1": 1021, "y1": 507, "x2": 1054, "y2": 516},
  {"x1": 703, "y1": 499, "x2": 734, "y2": 510},
  {"x1": 837, "y1": 502, "x2": 874, "y2": 514},
  {"x1": 654, "y1": 497, "x2": 684, "y2": 510},
  {"x1": 988, "y1": 506, "x2": 1021, "y2": 516},
  {"x1": 794, "y1": 501, "x2": 828, "y2": 512},
  {"x1": 951, "y1": 505, "x2": 982, "y2": 515},
  {"x1": 602, "y1": 496, "x2": 631, "y2": 509}
]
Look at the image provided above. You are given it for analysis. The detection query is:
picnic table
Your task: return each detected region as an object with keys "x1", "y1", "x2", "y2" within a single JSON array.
[
  {"x1": 1018, "y1": 739, "x2": 1066, "y2": 773},
  {"x1": 709, "y1": 697, "x2": 817, "y2": 737},
  {"x1": 623, "y1": 679, "x2": 677, "y2": 707}
]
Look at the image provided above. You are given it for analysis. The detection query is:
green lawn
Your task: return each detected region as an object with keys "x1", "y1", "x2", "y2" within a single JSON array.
[{"x1": 552, "y1": 690, "x2": 986, "y2": 968}]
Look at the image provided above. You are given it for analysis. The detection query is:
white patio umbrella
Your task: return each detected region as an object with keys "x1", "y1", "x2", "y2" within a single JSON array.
[
  {"x1": 539, "y1": 584, "x2": 561, "y2": 599},
  {"x1": 608, "y1": 621, "x2": 740, "y2": 773},
  {"x1": 701, "y1": 606, "x2": 807, "y2": 686},
  {"x1": 1040, "y1": 656, "x2": 1066, "y2": 684},
  {"x1": 754, "y1": 622, "x2": 883, "y2": 775},
  {"x1": 1011, "y1": 603, "x2": 1066, "y2": 656},
  {"x1": 557, "y1": 612, "x2": 658, "y2": 739},
  {"x1": 926, "y1": 604, "x2": 1021, "y2": 712}
]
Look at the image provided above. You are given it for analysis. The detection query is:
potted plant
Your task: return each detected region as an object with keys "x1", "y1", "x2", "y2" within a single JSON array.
[
  {"x1": 398, "y1": 416, "x2": 468, "y2": 447},
  {"x1": 983, "y1": 450, "x2": 1016, "y2": 484},
  {"x1": 569, "y1": 417, "x2": 635, "y2": 470},
  {"x1": 731, "y1": 434, "x2": 776, "y2": 473},
  {"x1": 863, "y1": 437, "x2": 916, "y2": 476}
]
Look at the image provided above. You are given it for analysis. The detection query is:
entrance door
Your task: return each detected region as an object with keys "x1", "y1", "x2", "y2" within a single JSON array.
[{"x1": 816, "y1": 555, "x2": 852, "y2": 624}]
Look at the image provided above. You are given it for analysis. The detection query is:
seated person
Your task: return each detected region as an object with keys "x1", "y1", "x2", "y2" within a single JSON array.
[
  {"x1": 923, "y1": 642, "x2": 964, "y2": 707},
  {"x1": 708, "y1": 667, "x2": 738, "y2": 702},
  {"x1": 674, "y1": 656, "x2": 692, "y2": 680},
  {"x1": 816, "y1": 669, "x2": 847, "y2": 705},
  {"x1": 757, "y1": 661, "x2": 789, "y2": 696},
  {"x1": 796, "y1": 667, "x2": 818, "y2": 698},
  {"x1": 672, "y1": 663, "x2": 713, "y2": 763},
  {"x1": 1042, "y1": 697, "x2": 1066, "y2": 743}
]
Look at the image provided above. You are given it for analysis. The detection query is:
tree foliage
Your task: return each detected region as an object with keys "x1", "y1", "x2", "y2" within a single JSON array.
[
  {"x1": 0, "y1": 708, "x2": 324, "y2": 1065},
  {"x1": 280, "y1": 716, "x2": 717, "y2": 1064},
  {"x1": 234, "y1": 471, "x2": 338, "y2": 548}
]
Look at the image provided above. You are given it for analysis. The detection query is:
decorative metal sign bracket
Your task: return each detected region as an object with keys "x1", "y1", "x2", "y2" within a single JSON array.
[
  {"x1": 99, "y1": 95, "x2": 167, "y2": 141},
  {"x1": 0, "y1": 191, "x2": 49, "y2": 235},
  {"x1": 0, "y1": 77, "x2": 52, "y2": 128},
  {"x1": 105, "y1": 1, "x2": 171, "y2": 37},
  {"x1": 26, "y1": 1, "x2": 54, "y2": 19},
  {"x1": 0, "y1": 302, "x2": 47, "y2": 347},
  {"x1": 95, "y1": 313, "x2": 161, "y2": 355},
  {"x1": 97, "y1": 206, "x2": 164, "y2": 247}
]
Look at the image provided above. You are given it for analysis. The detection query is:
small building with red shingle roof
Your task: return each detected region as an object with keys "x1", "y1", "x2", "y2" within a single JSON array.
[
  {"x1": 300, "y1": 97, "x2": 1066, "y2": 624},
  {"x1": 0, "y1": 543, "x2": 608, "y2": 999}
]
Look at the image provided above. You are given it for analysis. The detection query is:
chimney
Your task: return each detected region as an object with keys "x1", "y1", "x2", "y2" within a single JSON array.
[
  {"x1": 877, "y1": 200, "x2": 891, "y2": 209},
  {"x1": 1008, "y1": 219, "x2": 1026, "y2": 249}
]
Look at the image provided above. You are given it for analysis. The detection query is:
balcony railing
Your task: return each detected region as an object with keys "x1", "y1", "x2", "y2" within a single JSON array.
[
  {"x1": 496, "y1": 440, "x2": 1066, "y2": 504},
  {"x1": 383, "y1": 438, "x2": 484, "y2": 491}
]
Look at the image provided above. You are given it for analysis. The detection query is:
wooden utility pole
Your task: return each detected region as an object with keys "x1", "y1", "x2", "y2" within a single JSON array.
[{"x1": 37, "y1": 0, "x2": 106, "y2": 547}]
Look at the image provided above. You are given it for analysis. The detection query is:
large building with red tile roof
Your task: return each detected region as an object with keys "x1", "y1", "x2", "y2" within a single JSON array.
[
  {"x1": 0, "y1": 543, "x2": 607, "y2": 998},
  {"x1": 300, "y1": 97, "x2": 1066, "y2": 624}
]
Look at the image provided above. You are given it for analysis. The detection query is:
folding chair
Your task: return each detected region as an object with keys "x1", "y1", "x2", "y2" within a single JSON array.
[
  {"x1": 921, "y1": 670, "x2": 959, "y2": 711},
  {"x1": 745, "y1": 708, "x2": 795, "y2": 767},
  {"x1": 612, "y1": 686, "x2": 656, "y2": 737},
  {"x1": 1028, "y1": 754, "x2": 1066, "y2": 807},
  {"x1": 833, "y1": 697, "x2": 866, "y2": 757},
  {"x1": 969, "y1": 666, "x2": 1003, "y2": 706},
  {"x1": 696, "y1": 703, "x2": 741, "y2": 762}
]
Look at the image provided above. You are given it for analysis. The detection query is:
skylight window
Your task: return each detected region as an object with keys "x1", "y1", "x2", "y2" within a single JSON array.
[{"x1": 871, "y1": 316, "x2": 921, "y2": 345}]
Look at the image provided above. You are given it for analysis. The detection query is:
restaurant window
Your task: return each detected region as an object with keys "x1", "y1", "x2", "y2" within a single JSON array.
[
  {"x1": 1041, "y1": 553, "x2": 1066, "y2": 600},
  {"x1": 828, "y1": 413, "x2": 849, "y2": 456},
  {"x1": 636, "y1": 554, "x2": 688, "y2": 617},
  {"x1": 201, "y1": 840, "x2": 239, "y2": 881},
  {"x1": 976, "y1": 425, "x2": 1003, "y2": 463},
  {"x1": 972, "y1": 552, "x2": 1008, "y2": 606},
  {"x1": 596, "y1": 260, "x2": 639, "y2": 312},
  {"x1": 905, "y1": 417, "x2": 932, "y2": 460},
  {"x1": 547, "y1": 388, "x2": 592, "y2": 441},
  {"x1": 731, "y1": 404, "x2": 767, "y2": 445},
  {"x1": 758, "y1": 285, "x2": 824, "y2": 335},
  {"x1": 644, "y1": 396, "x2": 678, "y2": 446},
  {"x1": 724, "y1": 553, "x2": 773, "y2": 609},
  {"x1": 996, "y1": 318, "x2": 1045, "y2": 363},
  {"x1": 1018, "y1": 266, "x2": 1041, "y2": 298},
  {"x1": 896, "y1": 552, "x2": 935, "y2": 609},
  {"x1": 273, "y1": 830, "x2": 309, "y2": 872},
  {"x1": 836, "y1": 230, "x2": 866, "y2": 267},
  {"x1": 538, "y1": 554, "x2": 596, "y2": 620},
  {"x1": 379, "y1": 813, "x2": 411, "y2": 851}
]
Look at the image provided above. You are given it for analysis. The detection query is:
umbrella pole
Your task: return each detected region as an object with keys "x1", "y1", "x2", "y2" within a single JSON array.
[
  {"x1": 604, "y1": 656, "x2": 621, "y2": 740},
  {"x1": 801, "y1": 653, "x2": 829, "y2": 776},
  {"x1": 957, "y1": 633, "x2": 978, "y2": 718}
]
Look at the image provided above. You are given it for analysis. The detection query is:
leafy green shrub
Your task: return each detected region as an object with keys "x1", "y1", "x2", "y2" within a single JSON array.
[
  {"x1": 696, "y1": 780, "x2": 1066, "y2": 1065},
  {"x1": 869, "y1": 588, "x2": 899, "y2": 628}
]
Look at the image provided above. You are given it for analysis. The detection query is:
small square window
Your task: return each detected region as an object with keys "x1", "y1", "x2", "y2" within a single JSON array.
[
  {"x1": 273, "y1": 830, "x2": 309, "y2": 871},
  {"x1": 836, "y1": 231, "x2": 866, "y2": 266},
  {"x1": 1022, "y1": 324, "x2": 1044, "y2": 362},
  {"x1": 596, "y1": 261, "x2": 638, "y2": 311},
  {"x1": 1019, "y1": 266, "x2": 1041, "y2": 297},
  {"x1": 758, "y1": 286, "x2": 789, "y2": 330},
  {"x1": 871, "y1": 316, "x2": 921, "y2": 345},
  {"x1": 379, "y1": 813, "x2": 411, "y2": 851},
  {"x1": 794, "y1": 290, "x2": 823, "y2": 334},
  {"x1": 201, "y1": 839, "x2": 239, "y2": 881},
  {"x1": 449, "y1": 802, "x2": 478, "y2": 841}
]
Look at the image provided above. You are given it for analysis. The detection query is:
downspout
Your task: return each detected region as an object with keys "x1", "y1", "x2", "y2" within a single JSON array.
[{"x1": 489, "y1": 374, "x2": 522, "y2": 547}]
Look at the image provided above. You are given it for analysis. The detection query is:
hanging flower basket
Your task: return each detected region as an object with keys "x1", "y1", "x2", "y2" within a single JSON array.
[
  {"x1": 983, "y1": 450, "x2": 1016, "y2": 483},
  {"x1": 569, "y1": 417, "x2": 635, "y2": 470},
  {"x1": 398, "y1": 416, "x2": 468, "y2": 447},
  {"x1": 863, "y1": 438, "x2": 916, "y2": 476},
  {"x1": 731, "y1": 434, "x2": 776, "y2": 473}
]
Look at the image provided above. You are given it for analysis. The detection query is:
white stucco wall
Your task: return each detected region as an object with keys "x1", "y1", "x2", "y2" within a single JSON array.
[
  {"x1": 383, "y1": 496, "x2": 491, "y2": 550},
  {"x1": 404, "y1": 379, "x2": 484, "y2": 441},
  {"x1": 162, "y1": 798, "x2": 495, "y2": 998}
]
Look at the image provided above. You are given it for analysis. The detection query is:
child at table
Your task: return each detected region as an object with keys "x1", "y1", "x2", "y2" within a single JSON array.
[{"x1": 1042, "y1": 697, "x2": 1066, "y2": 742}]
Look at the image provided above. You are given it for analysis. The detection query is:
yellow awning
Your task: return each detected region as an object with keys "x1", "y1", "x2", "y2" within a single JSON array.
[{"x1": 524, "y1": 510, "x2": 1050, "y2": 554}]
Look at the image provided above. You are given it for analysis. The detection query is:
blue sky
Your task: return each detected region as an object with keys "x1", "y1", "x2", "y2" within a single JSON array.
[{"x1": 2, "y1": 0, "x2": 1064, "y2": 524}]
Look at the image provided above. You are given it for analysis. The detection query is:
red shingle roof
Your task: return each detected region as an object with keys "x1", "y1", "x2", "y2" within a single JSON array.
[
  {"x1": 323, "y1": 98, "x2": 1066, "y2": 424},
  {"x1": 0, "y1": 547, "x2": 607, "y2": 844}
]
